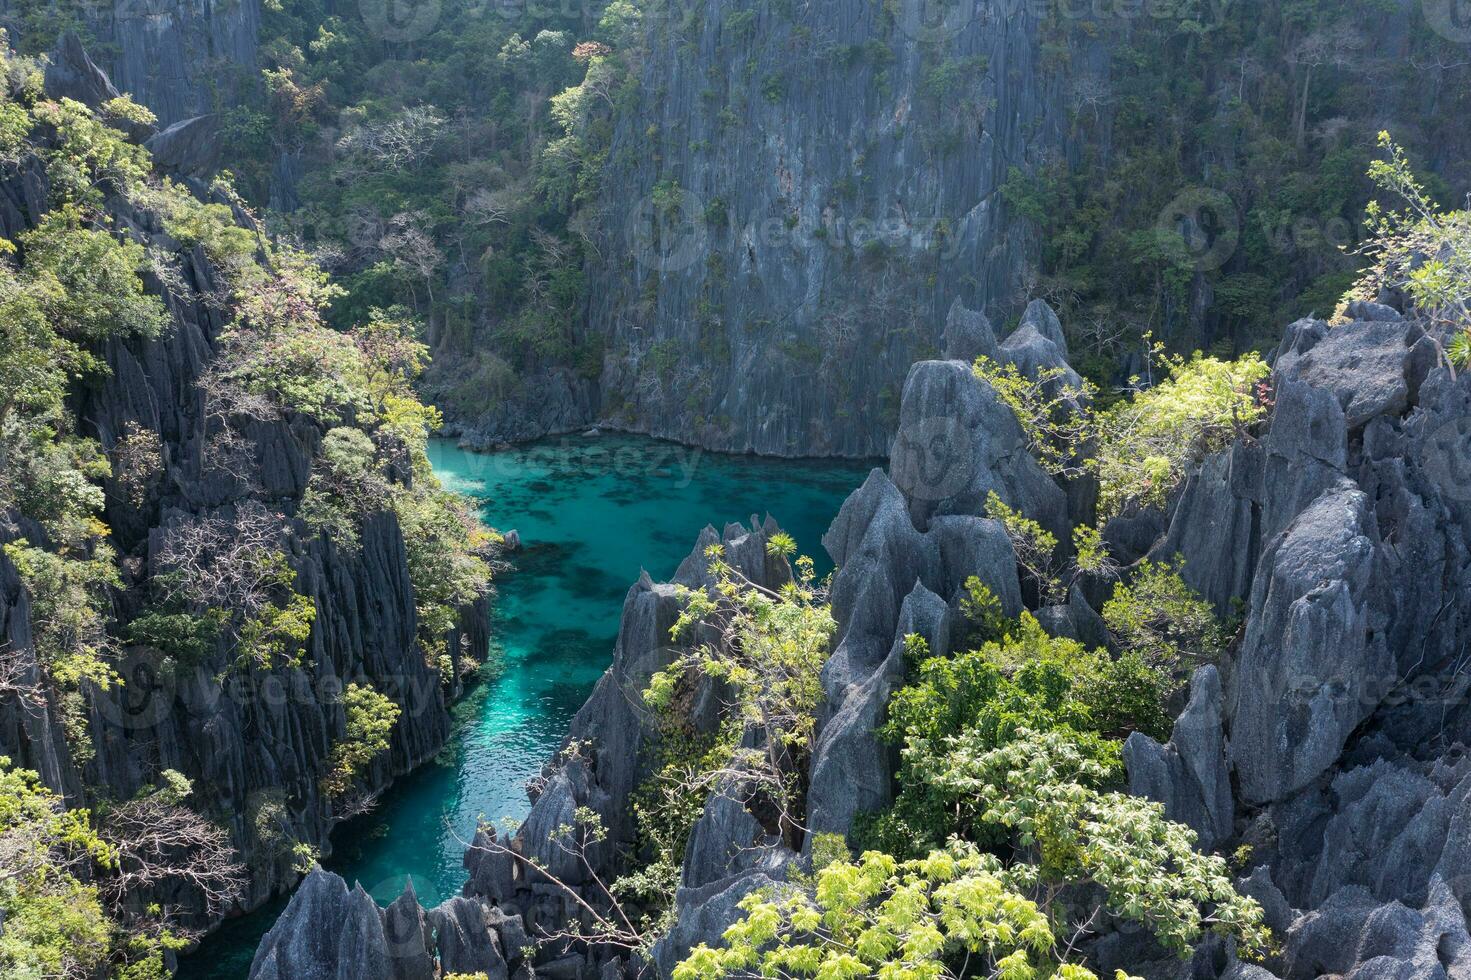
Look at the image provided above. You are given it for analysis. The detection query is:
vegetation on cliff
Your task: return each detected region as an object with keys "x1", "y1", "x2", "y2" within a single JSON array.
[
  {"x1": 1008, "y1": 0, "x2": 1470, "y2": 370},
  {"x1": 0, "y1": 37, "x2": 490, "y2": 976},
  {"x1": 1351, "y1": 133, "x2": 1471, "y2": 371},
  {"x1": 507, "y1": 429, "x2": 1272, "y2": 975}
]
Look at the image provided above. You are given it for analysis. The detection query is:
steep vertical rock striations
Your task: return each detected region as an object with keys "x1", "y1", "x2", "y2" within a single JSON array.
[
  {"x1": 0, "y1": 49, "x2": 491, "y2": 933},
  {"x1": 578, "y1": 0, "x2": 1065, "y2": 457}
]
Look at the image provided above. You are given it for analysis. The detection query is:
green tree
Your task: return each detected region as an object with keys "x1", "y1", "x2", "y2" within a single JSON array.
[
  {"x1": 323, "y1": 682, "x2": 401, "y2": 799},
  {"x1": 1352, "y1": 132, "x2": 1471, "y2": 371},
  {"x1": 646, "y1": 541, "x2": 835, "y2": 847}
]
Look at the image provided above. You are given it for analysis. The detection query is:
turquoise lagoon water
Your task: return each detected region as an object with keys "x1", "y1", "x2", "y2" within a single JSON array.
[{"x1": 178, "y1": 434, "x2": 872, "y2": 978}]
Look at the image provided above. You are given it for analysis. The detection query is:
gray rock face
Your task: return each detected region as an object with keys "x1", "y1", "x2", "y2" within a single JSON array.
[
  {"x1": 578, "y1": 1, "x2": 1064, "y2": 458},
  {"x1": 0, "y1": 528, "x2": 84, "y2": 803},
  {"x1": 925, "y1": 514, "x2": 1023, "y2": 627},
  {"x1": 1017, "y1": 298, "x2": 1068, "y2": 354},
  {"x1": 1123, "y1": 317, "x2": 1471, "y2": 976},
  {"x1": 1124, "y1": 666, "x2": 1233, "y2": 851},
  {"x1": 249, "y1": 870, "x2": 517, "y2": 980},
  {"x1": 78, "y1": 0, "x2": 261, "y2": 126},
  {"x1": 1036, "y1": 585, "x2": 1110, "y2": 652},
  {"x1": 1345, "y1": 300, "x2": 1404, "y2": 322},
  {"x1": 437, "y1": 367, "x2": 600, "y2": 452},
  {"x1": 1273, "y1": 318, "x2": 1437, "y2": 429},
  {"x1": 999, "y1": 321, "x2": 1083, "y2": 393},
  {"x1": 1258, "y1": 374, "x2": 1350, "y2": 544},
  {"x1": 679, "y1": 781, "x2": 770, "y2": 890},
  {"x1": 890, "y1": 359, "x2": 1068, "y2": 537},
  {"x1": 806, "y1": 582, "x2": 949, "y2": 839},
  {"x1": 943, "y1": 298, "x2": 999, "y2": 363},
  {"x1": 431, "y1": 896, "x2": 508, "y2": 980},
  {"x1": 651, "y1": 855, "x2": 796, "y2": 978},
  {"x1": 382, "y1": 881, "x2": 435, "y2": 980},
  {"x1": 145, "y1": 114, "x2": 223, "y2": 177},
  {"x1": 1226, "y1": 482, "x2": 1388, "y2": 804},
  {"x1": 996, "y1": 299, "x2": 1082, "y2": 409},
  {"x1": 249, "y1": 870, "x2": 392, "y2": 980},
  {"x1": 44, "y1": 33, "x2": 127, "y2": 118},
  {"x1": 1283, "y1": 878, "x2": 1471, "y2": 980},
  {"x1": 1152, "y1": 440, "x2": 1262, "y2": 616},
  {"x1": 821, "y1": 471, "x2": 931, "y2": 670}
]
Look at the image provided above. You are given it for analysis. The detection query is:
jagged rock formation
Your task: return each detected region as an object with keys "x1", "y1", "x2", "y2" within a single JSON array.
[
  {"x1": 556, "y1": 307, "x2": 1471, "y2": 978},
  {"x1": 0, "y1": 50, "x2": 490, "y2": 933},
  {"x1": 1126, "y1": 312, "x2": 1471, "y2": 977},
  {"x1": 252, "y1": 302, "x2": 1471, "y2": 979}
]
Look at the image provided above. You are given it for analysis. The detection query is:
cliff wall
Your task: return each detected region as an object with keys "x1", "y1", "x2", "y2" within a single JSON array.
[{"x1": 0, "y1": 48, "x2": 490, "y2": 932}]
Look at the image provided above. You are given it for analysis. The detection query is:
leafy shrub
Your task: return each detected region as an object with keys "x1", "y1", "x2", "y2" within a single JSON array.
[
  {"x1": 0, "y1": 757, "x2": 114, "y2": 978},
  {"x1": 869, "y1": 614, "x2": 1169, "y2": 855},
  {"x1": 123, "y1": 609, "x2": 226, "y2": 663},
  {"x1": 1102, "y1": 558, "x2": 1228, "y2": 669},
  {"x1": 675, "y1": 845, "x2": 1096, "y2": 980},
  {"x1": 20, "y1": 207, "x2": 169, "y2": 341},
  {"x1": 1092, "y1": 352, "x2": 1269, "y2": 519},
  {"x1": 983, "y1": 493, "x2": 1117, "y2": 604},
  {"x1": 974, "y1": 355, "x2": 1096, "y2": 478},
  {"x1": 323, "y1": 683, "x2": 401, "y2": 798},
  {"x1": 712, "y1": 737, "x2": 1268, "y2": 978},
  {"x1": 1352, "y1": 133, "x2": 1471, "y2": 371},
  {"x1": 646, "y1": 541, "x2": 835, "y2": 847},
  {"x1": 924, "y1": 729, "x2": 1270, "y2": 957},
  {"x1": 974, "y1": 349, "x2": 1268, "y2": 522},
  {"x1": 4, "y1": 540, "x2": 121, "y2": 753}
]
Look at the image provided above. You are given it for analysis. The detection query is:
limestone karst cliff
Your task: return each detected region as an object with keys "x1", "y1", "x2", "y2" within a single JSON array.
[
  {"x1": 0, "y1": 0, "x2": 260, "y2": 126},
  {"x1": 0, "y1": 38, "x2": 491, "y2": 952},
  {"x1": 12, "y1": 2, "x2": 1471, "y2": 465},
  {"x1": 257, "y1": 295, "x2": 1471, "y2": 978},
  {"x1": 576, "y1": 0, "x2": 1063, "y2": 457}
]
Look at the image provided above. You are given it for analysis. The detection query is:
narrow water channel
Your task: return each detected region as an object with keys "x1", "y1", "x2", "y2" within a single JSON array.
[{"x1": 179, "y1": 433, "x2": 872, "y2": 978}]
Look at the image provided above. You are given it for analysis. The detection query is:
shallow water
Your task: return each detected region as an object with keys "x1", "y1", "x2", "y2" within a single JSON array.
[{"x1": 178, "y1": 433, "x2": 871, "y2": 978}]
